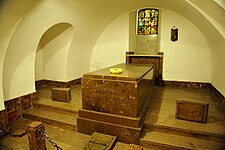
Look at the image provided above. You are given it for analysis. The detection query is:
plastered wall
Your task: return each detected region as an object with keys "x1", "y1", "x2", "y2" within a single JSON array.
[
  {"x1": 2, "y1": 1, "x2": 76, "y2": 101},
  {"x1": 35, "y1": 24, "x2": 74, "y2": 81},
  {"x1": 210, "y1": 32, "x2": 225, "y2": 96},
  {"x1": 160, "y1": 9, "x2": 211, "y2": 82},
  {"x1": 0, "y1": 0, "x2": 37, "y2": 110},
  {"x1": 1, "y1": 0, "x2": 110, "y2": 102},
  {"x1": 90, "y1": 13, "x2": 129, "y2": 71},
  {"x1": 91, "y1": 9, "x2": 211, "y2": 83}
]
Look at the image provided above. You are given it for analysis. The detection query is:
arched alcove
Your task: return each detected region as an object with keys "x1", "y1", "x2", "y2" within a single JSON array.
[{"x1": 35, "y1": 23, "x2": 74, "y2": 82}]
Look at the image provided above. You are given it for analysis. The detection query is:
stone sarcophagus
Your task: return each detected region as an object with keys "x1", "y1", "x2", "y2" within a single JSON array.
[{"x1": 77, "y1": 63, "x2": 155, "y2": 144}]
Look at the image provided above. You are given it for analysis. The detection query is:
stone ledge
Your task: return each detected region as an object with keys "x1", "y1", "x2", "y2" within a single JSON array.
[
  {"x1": 77, "y1": 117, "x2": 142, "y2": 144},
  {"x1": 79, "y1": 109, "x2": 141, "y2": 128},
  {"x1": 163, "y1": 81, "x2": 225, "y2": 108},
  {"x1": 164, "y1": 81, "x2": 210, "y2": 89},
  {"x1": 35, "y1": 78, "x2": 81, "y2": 88}
]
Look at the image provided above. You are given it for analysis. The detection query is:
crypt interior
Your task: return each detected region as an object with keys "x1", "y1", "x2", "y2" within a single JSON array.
[{"x1": 0, "y1": 0, "x2": 225, "y2": 149}]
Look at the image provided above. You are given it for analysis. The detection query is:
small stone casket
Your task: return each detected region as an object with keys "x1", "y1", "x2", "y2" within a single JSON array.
[
  {"x1": 51, "y1": 88, "x2": 71, "y2": 102},
  {"x1": 176, "y1": 100, "x2": 209, "y2": 123}
]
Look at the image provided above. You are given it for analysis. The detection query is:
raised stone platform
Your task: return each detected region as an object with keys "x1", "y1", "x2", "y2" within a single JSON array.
[{"x1": 77, "y1": 63, "x2": 155, "y2": 144}]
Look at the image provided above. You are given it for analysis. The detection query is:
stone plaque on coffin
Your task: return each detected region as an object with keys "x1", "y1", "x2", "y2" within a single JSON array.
[{"x1": 77, "y1": 63, "x2": 155, "y2": 144}]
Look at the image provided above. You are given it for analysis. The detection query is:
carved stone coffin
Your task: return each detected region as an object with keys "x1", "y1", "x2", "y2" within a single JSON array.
[
  {"x1": 176, "y1": 100, "x2": 209, "y2": 123},
  {"x1": 77, "y1": 63, "x2": 155, "y2": 144}
]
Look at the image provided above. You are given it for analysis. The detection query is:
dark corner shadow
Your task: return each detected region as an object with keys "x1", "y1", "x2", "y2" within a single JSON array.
[{"x1": 144, "y1": 85, "x2": 166, "y2": 124}]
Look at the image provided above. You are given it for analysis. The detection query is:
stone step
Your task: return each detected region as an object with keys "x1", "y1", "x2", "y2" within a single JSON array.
[
  {"x1": 33, "y1": 102, "x2": 79, "y2": 115},
  {"x1": 144, "y1": 122, "x2": 225, "y2": 143},
  {"x1": 22, "y1": 108, "x2": 77, "y2": 131},
  {"x1": 140, "y1": 131, "x2": 225, "y2": 150}
]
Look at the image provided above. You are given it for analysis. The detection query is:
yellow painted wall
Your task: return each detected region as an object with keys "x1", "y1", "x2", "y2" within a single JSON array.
[
  {"x1": 35, "y1": 23, "x2": 74, "y2": 81},
  {"x1": 2, "y1": 1, "x2": 76, "y2": 101},
  {"x1": 90, "y1": 13, "x2": 129, "y2": 71},
  {"x1": 0, "y1": 0, "x2": 41, "y2": 109},
  {"x1": 160, "y1": 9, "x2": 211, "y2": 82},
  {"x1": 91, "y1": 9, "x2": 211, "y2": 82}
]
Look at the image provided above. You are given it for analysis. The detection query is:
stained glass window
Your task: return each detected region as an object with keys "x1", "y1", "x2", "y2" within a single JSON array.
[{"x1": 137, "y1": 9, "x2": 159, "y2": 35}]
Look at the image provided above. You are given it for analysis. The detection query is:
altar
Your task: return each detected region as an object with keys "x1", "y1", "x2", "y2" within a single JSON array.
[{"x1": 77, "y1": 63, "x2": 155, "y2": 144}]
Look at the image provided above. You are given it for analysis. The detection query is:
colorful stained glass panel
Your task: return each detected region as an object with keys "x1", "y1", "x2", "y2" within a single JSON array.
[{"x1": 137, "y1": 9, "x2": 159, "y2": 35}]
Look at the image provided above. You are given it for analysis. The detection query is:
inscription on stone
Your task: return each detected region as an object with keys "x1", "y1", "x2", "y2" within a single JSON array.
[
  {"x1": 91, "y1": 86, "x2": 133, "y2": 101},
  {"x1": 82, "y1": 78, "x2": 137, "y2": 117},
  {"x1": 176, "y1": 100, "x2": 209, "y2": 123}
]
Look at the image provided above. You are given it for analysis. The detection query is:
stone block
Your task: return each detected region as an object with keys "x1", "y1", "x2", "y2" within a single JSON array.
[
  {"x1": 52, "y1": 88, "x2": 71, "y2": 102},
  {"x1": 79, "y1": 109, "x2": 141, "y2": 128},
  {"x1": 81, "y1": 63, "x2": 154, "y2": 117},
  {"x1": 125, "y1": 52, "x2": 164, "y2": 85},
  {"x1": 176, "y1": 100, "x2": 209, "y2": 123},
  {"x1": 27, "y1": 121, "x2": 46, "y2": 150}
]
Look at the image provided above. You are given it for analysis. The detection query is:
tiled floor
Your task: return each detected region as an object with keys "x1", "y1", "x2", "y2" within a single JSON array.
[{"x1": 1, "y1": 85, "x2": 225, "y2": 149}]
